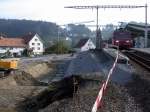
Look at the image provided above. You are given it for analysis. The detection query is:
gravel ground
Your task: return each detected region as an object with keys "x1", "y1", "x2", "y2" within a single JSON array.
[
  {"x1": 39, "y1": 78, "x2": 142, "y2": 112},
  {"x1": 125, "y1": 61, "x2": 150, "y2": 112}
]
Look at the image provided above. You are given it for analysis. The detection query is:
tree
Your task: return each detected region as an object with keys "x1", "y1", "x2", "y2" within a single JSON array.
[
  {"x1": 66, "y1": 24, "x2": 92, "y2": 37},
  {"x1": 101, "y1": 24, "x2": 115, "y2": 40},
  {"x1": 45, "y1": 40, "x2": 70, "y2": 54},
  {"x1": 22, "y1": 48, "x2": 34, "y2": 57},
  {"x1": 5, "y1": 50, "x2": 12, "y2": 57}
]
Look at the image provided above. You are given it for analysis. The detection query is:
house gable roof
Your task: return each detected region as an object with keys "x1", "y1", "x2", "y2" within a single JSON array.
[
  {"x1": 22, "y1": 32, "x2": 36, "y2": 44},
  {"x1": 0, "y1": 33, "x2": 43, "y2": 48},
  {"x1": 74, "y1": 38, "x2": 89, "y2": 48},
  {"x1": 22, "y1": 33, "x2": 43, "y2": 44},
  {"x1": 0, "y1": 37, "x2": 26, "y2": 47}
]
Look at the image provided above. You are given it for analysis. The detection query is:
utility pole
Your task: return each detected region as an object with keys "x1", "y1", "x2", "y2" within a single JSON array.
[
  {"x1": 145, "y1": 3, "x2": 148, "y2": 48},
  {"x1": 57, "y1": 26, "x2": 61, "y2": 54},
  {"x1": 65, "y1": 5, "x2": 146, "y2": 49},
  {"x1": 95, "y1": 6, "x2": 101, "y2": 49}
]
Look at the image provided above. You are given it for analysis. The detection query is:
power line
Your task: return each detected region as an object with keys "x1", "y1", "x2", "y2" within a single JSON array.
[
  {"x1": 65, "y1": 5, "x2": 145, "y2": 9},
  {"x1": 65, "y1": 4, "x2": 148, "y2": 48}
]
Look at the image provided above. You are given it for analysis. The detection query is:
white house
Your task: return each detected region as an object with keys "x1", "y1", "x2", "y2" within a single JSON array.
[
  {"x1": 23, "y1": 33, "x2": 44, "y2": 55},
  {"x1": 0, "y1": 33, "x2": 44, "y2": 56},
  {"x1": 74, "y1": 38, "x2": 96, "y2": 52}
]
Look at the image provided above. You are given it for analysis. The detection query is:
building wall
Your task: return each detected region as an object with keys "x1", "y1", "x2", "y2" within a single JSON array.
[
  {"x1": 81, "y1": 39, "x2": 96, "y2": 51},
  {"x1": 28, "y1": 34, "x2": 44, "y2": 55},
  {"x1": 0, "y1": 47, "x2": 24, "y2": 55}
]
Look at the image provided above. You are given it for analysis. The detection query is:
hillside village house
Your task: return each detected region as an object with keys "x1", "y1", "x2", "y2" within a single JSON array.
[
  {"x1": 74, "y1": 38, "x2": 96, "y2": 52},
  {"x1": 0, "y1": 33, "x2": 44, "y2": 56}
]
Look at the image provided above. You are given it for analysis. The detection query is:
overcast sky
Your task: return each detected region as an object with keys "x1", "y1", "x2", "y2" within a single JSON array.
[{"x1": 0, "y1": 0, "x2": 149, "y2": 26}]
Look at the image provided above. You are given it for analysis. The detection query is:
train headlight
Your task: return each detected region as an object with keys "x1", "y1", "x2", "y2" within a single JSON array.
[
  {"x1": 115, "y1": 40, "x2": 119, "y2": 43},
  {"x1": 126, "y1": 40, "x2": 130, "y2": 43}
]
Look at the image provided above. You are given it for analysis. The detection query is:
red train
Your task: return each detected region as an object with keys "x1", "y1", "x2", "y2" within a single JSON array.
[{"x1": 112, "y1": 29, "x2": 133, "y2": 49}]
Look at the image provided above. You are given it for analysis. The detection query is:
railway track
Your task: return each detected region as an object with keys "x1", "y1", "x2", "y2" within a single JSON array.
[{"x1": 123, "y1": 50, "x2": 150, "y2": 71}]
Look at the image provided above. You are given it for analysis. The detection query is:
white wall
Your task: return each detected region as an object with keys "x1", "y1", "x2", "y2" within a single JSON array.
[
  {"x1": 28, "y1": 34, "x2": 44, "y2": 55},
  {"x1": 0, "y1": 47, "x2": 24, "y2": 55}
]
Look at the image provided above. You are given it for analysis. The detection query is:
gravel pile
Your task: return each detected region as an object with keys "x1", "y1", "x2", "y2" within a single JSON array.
[
  {"x1": 65, "y1": 51, "x2": 109, "y2": 77},
  {"x1": 39, "y1": 78, "x2": 142, "y2": 112}
]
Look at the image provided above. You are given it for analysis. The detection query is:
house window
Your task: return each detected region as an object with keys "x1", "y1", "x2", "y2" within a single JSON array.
[
  {"x1": 37, "y1": 43, "x2": 40, "y2": 45},
  {"x1": 35, "y1": 39, "x2": 38, "y2": 41},
  {"x1": 32, "y1": 43, "x2": 35, "y2": 45},
  {"x1": 38, "y1": 47, "x2": 40, "y2": 50}
]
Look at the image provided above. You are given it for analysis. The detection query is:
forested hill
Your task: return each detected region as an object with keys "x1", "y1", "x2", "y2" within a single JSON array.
[
  {"x1": 0, "y1": 19, "x2": 59, "y2": 41},
  {"x1": 0, "y1": 19, "x2": 93, "y2": 42}
]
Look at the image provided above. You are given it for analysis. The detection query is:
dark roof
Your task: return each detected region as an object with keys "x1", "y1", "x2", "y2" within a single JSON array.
[
  {"x1": 74, "y1": 38, "x2": 89, "y2": 48},
  {"x1": 128, "y1": 23, "x2": 150, "y2": 28},
  {"x1": 126, "y1": 24, "x2": 150, "y2": 38},
  {"x1": 22, "y1": 32, "x2": 36, "y2": 44}
]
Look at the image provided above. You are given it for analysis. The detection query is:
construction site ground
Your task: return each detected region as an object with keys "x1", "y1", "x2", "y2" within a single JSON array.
[{"x1": 0, "y1": 50, "x2": 149, "y2": 112}]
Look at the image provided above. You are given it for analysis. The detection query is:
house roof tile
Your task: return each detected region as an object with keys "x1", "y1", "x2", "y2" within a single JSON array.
[{"x1": 0, "y1": 37, "x2": 26, "y2": 47}]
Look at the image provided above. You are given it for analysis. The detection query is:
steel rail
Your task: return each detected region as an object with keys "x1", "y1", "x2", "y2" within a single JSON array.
[{"x1": 124, "y1": 51, "x2": 150, "y2": 71}]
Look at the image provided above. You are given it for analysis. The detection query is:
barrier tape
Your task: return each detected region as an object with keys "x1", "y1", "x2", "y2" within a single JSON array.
[
  {"x1": 92, "y1": 49, "x2": 119, "y2": 112},
  {"x1": 92, "y1": 83, "x2": 105, "y2": 112}
]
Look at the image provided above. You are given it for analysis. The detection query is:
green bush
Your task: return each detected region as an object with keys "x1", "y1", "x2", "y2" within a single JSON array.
[{"x1": 45, "y1": 40, "x2": 71, "y2": 54}]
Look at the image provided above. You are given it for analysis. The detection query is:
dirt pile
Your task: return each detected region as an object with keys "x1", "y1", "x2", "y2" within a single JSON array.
[
  {"x1": 14, "y1": 71, "x2": 47, "y2": 86},
  {"x1": 19, "y1": 62, "x2": 55, "y2": 79},
  {"x1": 0, "y1": 75, "x2": 18, "y2": 88},
  {"x1": 0, "y1": 86, "x2": 46, "y2": 111},
  {"x1": 0, "y1": 71, "x2": 47, "y2": 111},
  {"x1": 0, "y1": 59, "x2": 54, "y2": 111},
  {"x1": 0, "y1": 71, "x2": 47, "y2": 88}
]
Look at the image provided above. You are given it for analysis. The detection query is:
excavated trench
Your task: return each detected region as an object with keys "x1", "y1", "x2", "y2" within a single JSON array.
[{"x1": 16, "y1": 76, "x2": 83, "y2": 112}]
